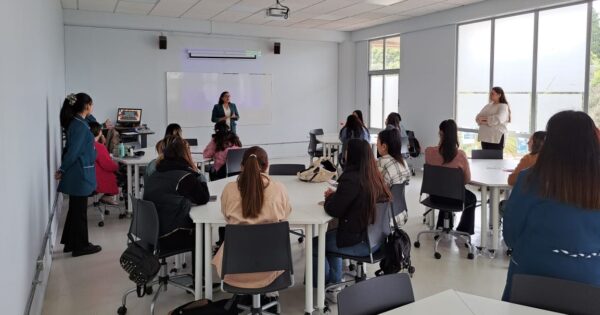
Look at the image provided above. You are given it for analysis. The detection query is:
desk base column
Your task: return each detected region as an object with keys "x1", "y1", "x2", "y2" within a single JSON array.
[
  {"x1": 490, "y1": 187, "x2": 500, "y2": 257},
  {"x1": 204, "y1": 224, "x2": 213, "y2": 300},
  {"x1": 479, "y1": 187, "x2": 488, "y2": 252},
  {"x1": 304, "y1": 224, "x2": 314, "y2": 315},
  {"x1": 195, "y1": 223, "x2": 203, "y2": 300},
  {"x1": 317, "y1": 224, "x2": 327, "y2": 313},
  {"x1": 126, "y1": 165, "x2": 133, "y2": 214}
]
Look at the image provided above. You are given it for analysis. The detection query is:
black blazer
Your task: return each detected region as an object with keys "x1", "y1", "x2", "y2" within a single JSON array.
[{"x1": 324, "y1": 167, "x2": 371, "y2": 248}]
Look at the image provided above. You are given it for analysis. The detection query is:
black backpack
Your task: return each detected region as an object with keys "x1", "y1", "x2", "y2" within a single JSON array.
[
  {"x1": 375, "y1": 209, "x2": 415, "y2": 277},
  {"x1": 407, "y1": 130, "x2": 421, "y2": 158},
  {"x1": 119, "y1": 235, "x2": 160, "y2": 297}
]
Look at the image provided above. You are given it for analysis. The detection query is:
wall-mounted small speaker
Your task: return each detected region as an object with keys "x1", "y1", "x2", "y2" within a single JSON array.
[
  {"x1": 274, "y1": 42, "x2": 281, "y2": 55},
  {"x1": 159, "y1": 35, "x2": 167, "y2": 50}
]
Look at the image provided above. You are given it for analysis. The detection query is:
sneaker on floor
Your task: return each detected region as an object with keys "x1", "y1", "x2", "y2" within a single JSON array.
[{"x1": 72, "y1": 244, "x2": 102, "y2": 257}]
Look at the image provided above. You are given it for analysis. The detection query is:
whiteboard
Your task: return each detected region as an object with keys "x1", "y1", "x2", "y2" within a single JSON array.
[{"x1": 166, "y1": 72, "x2": 272, "y2": 128}]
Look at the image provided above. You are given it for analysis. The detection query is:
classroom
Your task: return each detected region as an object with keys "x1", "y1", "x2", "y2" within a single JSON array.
[{"x1": 3, "y1": 0, "x2": 600, "y2": 314}]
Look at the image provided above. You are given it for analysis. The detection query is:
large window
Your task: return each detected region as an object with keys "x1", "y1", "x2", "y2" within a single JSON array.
[
  {"x1": 456, "y1": 2, "x2": 595, "y2": 157},
  {"x1": 369, "y1": 36, "x2": 400, "y2": 128}
]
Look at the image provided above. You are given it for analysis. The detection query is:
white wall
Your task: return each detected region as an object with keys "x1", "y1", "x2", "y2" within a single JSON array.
[
  {"x1": 65, "y1": 24, "x2": 340, "y2": 158},
  {"x1": 0, "y1": 0, "x2": 65, "y2": 314}
]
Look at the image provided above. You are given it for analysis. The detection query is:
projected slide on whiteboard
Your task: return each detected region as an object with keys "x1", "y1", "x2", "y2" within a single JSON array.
[{"x1": 166, "y1": 72, "x2": 272, "y2": 127}]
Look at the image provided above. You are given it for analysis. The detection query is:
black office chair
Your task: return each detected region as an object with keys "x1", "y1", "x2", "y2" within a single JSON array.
[
  {"x1": 221, "y1": 222, "x2": 295, "y2": 315},
  {"x1": 308, "y1": 129, "x2": 324, "y2": 165},
  {"x1": 509, "y1": 274, "x2": 600, "y2": 315},
  {"x1": 268, "y1": 164, "x2": 307, "y2": 243},
  {"x1": 390, "y1": 183, "x2": 409, "y2": 225},
  {"x1": 117, "y1": 198, "x2": 195, "y2": 315},
  {"x1": 414, "y1": 164, "x2": 475, "y2": 260},
  {"x1": 184, "y1": 138, "x2": 198, "y2": 146},
  {"x1": 337, "y1": 273, "x2": 414, "y2": 315},
  {"x1": 325, "y1": 202, "x2": 392, "y2": 297},
  {"x1": 471, "y1": 149, "x2": 503, "y2": 159},
  {"x1": 225, "y1": 147, "x2": 249, "y2": 177}
]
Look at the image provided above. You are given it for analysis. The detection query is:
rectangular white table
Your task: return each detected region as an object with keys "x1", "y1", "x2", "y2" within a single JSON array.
[
  {"x1": 189, "y1": 176, "x2": 333, "y2": 314},
  {"x1": 382, "y1": 289, "x2": 562, "y2": 314},
  {"x1": 468, "y1": 159, "x2": 518, "y2": 256},
  {"x1": 114, "y1": 147, "x2": 211, "y2": 213},
  {"x1": 316, "y1": 133, "x2": 378, "y2": 163}
]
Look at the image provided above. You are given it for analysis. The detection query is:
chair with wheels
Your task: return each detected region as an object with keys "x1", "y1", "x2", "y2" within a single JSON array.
[
  {"x1": 509, "y1": 274, "x2": 600, "y2": 315},
  {"x1": 225, "y1": 147, "x2": 250, "y2": 177},
  {"x1": 268, "y1": 164, "x2": 307, "y2": 244},
  {"x1": 220, "y1": 222, "x2": 295, "y2": 315},
  {"x1": 414, "y1": 164, "x2": 475, "y2": 260},
  {"x1": 117, "y1": 198, "x2": 195, "y2": 315},
  {"x1": 308, "y1": 129, "x2": 325, "y2": 165},
  {"x1": 337, "y1": 273, "x2": 414, "y2": 315}
]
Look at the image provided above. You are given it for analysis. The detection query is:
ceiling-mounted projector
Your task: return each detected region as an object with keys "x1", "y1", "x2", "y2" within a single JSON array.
[{"x1": 266, "y1": 0, "x2": 289, "y2": 19}]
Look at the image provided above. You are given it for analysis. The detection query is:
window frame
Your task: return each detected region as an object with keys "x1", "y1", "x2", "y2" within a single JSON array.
[
  {"x1": 455, "y1": 0, "x2": 593, "y2": 141},
  {"x1": 369, "y1": 35, "x2": 401, "y2": 129}
]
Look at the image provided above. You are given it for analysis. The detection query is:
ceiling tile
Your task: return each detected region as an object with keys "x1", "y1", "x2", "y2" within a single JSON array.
[
  {"x1": 116, "y1": 1, "x2": 155, "y2": 14},
  {"x1": 238, "y1": 11, "x2": 272, "y2": 24},
  {"x1": 282, "y1": 0, "x2": 324, "y2": 11},
  {"x1": 403, "y1": 1, "x2": 457, "y2": 16},
  {"x1": 297, "y1": 0, "x2": 355, "y2": 15},
  {"x1": 373, "y1": 0, "x2": 440, "y2": 15},
  {"x1": 351, "y1": 11, "x2": 389, "y2": 20},
  {"x1": 364, "y1": 0, "x2": 406, "y2": 6},
  {"x1": 61, "y1": 0, "x2": 78, "y2": 9},
  {"x1": 290, "y1": 18, "x2": 331, "y2": 28},
  {"x1": 78, "y1": 0, "x2": 119, "y2": 12},
  {"x1": 210, "y1": 10, "x2": 254, "y2": 22},
  {"x1": 183, "y1": 0, "x2": 240, "y2": 19},
  {"x1": 262, "y1": 12, "x2": 311, "y2": 26},
  {"x1": 330, "y1": 2, "x2": 384, "y2": 18},
  {"x1": 445, "y1": 0, "x2": 483, "y2": 4},
  {"x1": 150, "y1": 0, "x2": 199, "y2": 17}
]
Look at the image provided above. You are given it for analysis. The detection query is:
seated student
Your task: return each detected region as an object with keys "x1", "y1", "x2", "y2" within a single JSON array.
[
  {"x1": 203, "y1": 121, "x2": 242, "y2": 181},
  {"x1": 89, "y1": 122, "x2": 119, "y2": 205},
  {"x1": 377, "y1": 128, "x2": 411, "y2": 187},
  {"x1": 425, "y1": 119, "x2": 477, "y2": 235},
  {"x1": 339, "y1": 115, "x2": 370, "y2": 166},
  {"x1": 164, "y1": 123, "x2": 183, "y2": 138},
  {"x1": 144, "y1": 136, "x2": 210, "y2": 277},
  {"x1": 212, "y1": 146, "x2": 292, "y2": 289},
  {"x1": 144, "y1": 139, "x2": 164, "y2": 183},
  {"x1": 507, "y1": 131, "x2": 546, "y2": 186},
  {"x1": 502, "y1": 111, "x2": 600, "y2": 301},
  {"x1": 385, "y1": 112, "x2": 408, "y2": 138},
  {"x1": 315, "y1": 139, "x2": 391, "y2": 287},
  {"x1": 352, "y1": 110, "x2": 370, "y2": 137}
]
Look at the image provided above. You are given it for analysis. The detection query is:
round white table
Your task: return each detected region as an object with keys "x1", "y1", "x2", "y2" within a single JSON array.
[{"x1": 316, "y1": 133, "x2": 378, "y2": 164}]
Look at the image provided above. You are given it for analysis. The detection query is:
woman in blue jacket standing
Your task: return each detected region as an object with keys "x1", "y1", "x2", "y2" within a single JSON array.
[
  {"x1": 211, "y1": 91, "x2": 240, "y2": 134},
  {"x1": 56, "y1": 93, "x2": 102, "y2": 257},
  {"x1": 502, "y1": 111, "x2": 600, "y2": 300}
]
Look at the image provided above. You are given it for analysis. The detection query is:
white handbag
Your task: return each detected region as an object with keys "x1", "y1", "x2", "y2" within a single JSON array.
[{"x1": 297, "y1": 158, "x2": 337, "y2": 183}]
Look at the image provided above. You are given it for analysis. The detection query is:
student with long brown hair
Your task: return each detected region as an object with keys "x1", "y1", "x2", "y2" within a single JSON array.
[
  {"x1": 144, "y1": 135, "x2": 210, "y2": 277},
  {"x1": 502, "y1": 111, "x2": 600, "y2": 301},
  {"x1": 316, "y1": 139, "x2": 391, "y2": 289},
  {"x1": 212, "y1": 146, "x2": 292, "y2": 288},
  {"x1": 507, "y1": 131, "x2": 546, "y2": 186}
]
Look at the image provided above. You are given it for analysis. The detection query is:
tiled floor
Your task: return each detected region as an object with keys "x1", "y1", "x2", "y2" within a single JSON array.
[{"x1": 42, "y1": 157, "x2": 511, "y2": 315}]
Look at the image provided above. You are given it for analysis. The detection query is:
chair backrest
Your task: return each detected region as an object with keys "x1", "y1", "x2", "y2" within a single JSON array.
[
  {"x1": 184, "y1": 138, "x2": 198, "y2": 146},
  {"x1": 225, "y1": 147, "x2": 248, "y2": 177},
  {"x1": 366, "y1": 202, "x2": 392, "y2": 250},
  {"x1": 338, "y1": 273, "x2": 415, "y2": 315},
  {"x1": 128, "y1": 198, "x2": 160, "y2": 250},
  {"x1": 421, "y1": 164, "x2": 465, "y2": 202},
  {"x1": 221, "y1": 221, "x2": 293, "y2": 276},
  {"x1": 400, "y1": 136, "x2": 409, "y2": 155},
  {"x1": 308, "y1": 129, "x2": 324, "y2": 154},
  {"x1": 471, "y1": 149, "x2": 503, "y2": 159},
  {"x1": 510, "y1": 274, "x2": 600, "y2": 315},
  {"x1": 390, "y1": 183, "x2": 408, "y2": 217},
  {"x1": 269, "y1": 164, "x2": 306, "y2": 175}
]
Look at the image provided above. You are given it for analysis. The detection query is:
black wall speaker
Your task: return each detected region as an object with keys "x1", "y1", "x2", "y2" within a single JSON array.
[
  {"x1": 159, "y1": 35, "x2": 167, "y2": 50},
  {"x1": 274, "y1": 42, "x2": 281, "y2": 54}
]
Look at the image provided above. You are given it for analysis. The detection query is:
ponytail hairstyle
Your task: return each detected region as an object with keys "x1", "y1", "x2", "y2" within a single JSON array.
[
  {"x1": 237, "y1": 146, "x2": 270, "y2": 219},
  {"x1": 345, "y1": 139, "x2": 391, "y2": 224},
  {"x1": 491, "y1": 86, "x2": 511, "y2": 123},
  {"x1": 378, "y1": 128, "x2": 404, "y2": 164},
  {"x1": 60, "y1": 93, "x2": 93, "y2": 129},
  {"x1": 160, "y1": 135, "x2": 198, "y2": 172},
  {"x1": 438, "y1": 119, "x2": 459, "y2": 164}
]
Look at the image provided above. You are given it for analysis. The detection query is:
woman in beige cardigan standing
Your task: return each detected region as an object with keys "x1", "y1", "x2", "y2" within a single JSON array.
[{"x1": 476, "y1": 87, "x2": 511, "y2": 150}]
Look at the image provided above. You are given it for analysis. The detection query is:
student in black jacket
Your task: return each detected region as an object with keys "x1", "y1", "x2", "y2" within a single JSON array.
[
  {"x1": 313, "y1": 138, "x2": 391, "y2": 286},
  {"x1": 144, "y1": 135, "x2": 210, "y2": 277}
]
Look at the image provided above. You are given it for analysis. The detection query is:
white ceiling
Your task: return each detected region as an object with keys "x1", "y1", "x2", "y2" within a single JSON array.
[{"x1": 62, "y1": 0, "x2": 486, "y2": 31}]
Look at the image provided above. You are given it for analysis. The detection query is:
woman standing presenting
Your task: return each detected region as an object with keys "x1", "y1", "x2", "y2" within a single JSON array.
[
  {"x1": 211, "y1": 91, "x2": 240, "y2": 134},
  {"x1": 57, "y1": 93, "x2": 102, "y2": 257},
  {"x1": 476, "y1": 87, "x2": 510, "y2": 150}
]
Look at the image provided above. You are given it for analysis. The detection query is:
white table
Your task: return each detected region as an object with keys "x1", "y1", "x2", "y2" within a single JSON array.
[
  {"x1": 316, "y1": 133, "x2": 378, "y2": 163},
  {"x1": 114, "y1": 147, "x2": 211, "y2": 213},
  {"x1": 189, "y1": 176, "x2": 333, "y2": 314},
  {"x1": 468, "y1": 159, "x2": 518, "y2": 255},
  {"x1": 382, "y1": 289, "x2": 562, "y2": 315}
]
